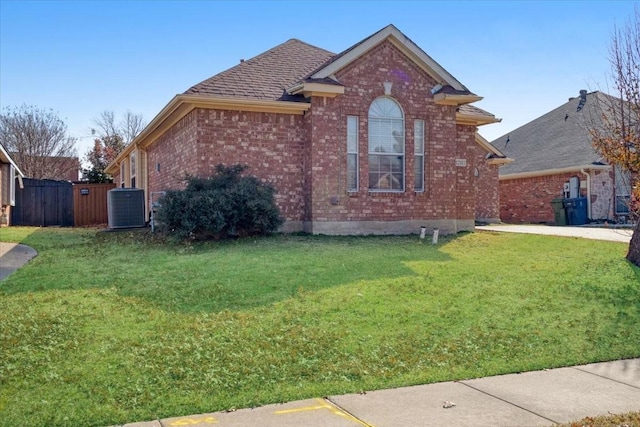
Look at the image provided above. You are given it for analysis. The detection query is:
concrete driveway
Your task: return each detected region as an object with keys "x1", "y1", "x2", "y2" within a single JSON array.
[
  {"x1": 476, "y1": 224, "x2": 633, "y2": 243},
  {"x1": 0, "y1": 241, "x2": 38, "y2": 280}
]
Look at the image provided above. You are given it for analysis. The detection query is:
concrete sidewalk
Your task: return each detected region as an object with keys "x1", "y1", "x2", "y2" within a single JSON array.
[
  {"x1": 121, "y1": 358, "x2": 640, "y2": 427},
  {"x1": 0, "y1": 241, "x2": 37, "y2": 280}
]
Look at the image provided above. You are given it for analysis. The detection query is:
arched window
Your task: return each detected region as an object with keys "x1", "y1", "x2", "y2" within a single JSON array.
[{"x1": 368, "y1": 97, "x2": 404, "y2": 191}]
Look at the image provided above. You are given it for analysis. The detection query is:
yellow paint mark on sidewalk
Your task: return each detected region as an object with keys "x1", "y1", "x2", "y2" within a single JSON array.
[
  {"x1": 275, "y1": 398, "x2": 374, "y2": 426},
  {"x1": 168, "y1": 415, "x2": 218, "y2": 425}
]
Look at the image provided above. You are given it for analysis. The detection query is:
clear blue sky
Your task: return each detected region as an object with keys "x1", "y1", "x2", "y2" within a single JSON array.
[{"x1": 0, "y1": 0, "x2": 635, "y2": 160}]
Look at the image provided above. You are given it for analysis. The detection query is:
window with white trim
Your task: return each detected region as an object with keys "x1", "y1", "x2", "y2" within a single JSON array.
[
  {"x1": 414, "y1": 120, "x2": 425, "y2": 192},
  {"x1": 347, "y1": 116, "x2": 359, "y2": 191},
  {"x1": 615, "y1": 165, "x2": 631, "y2": 214},
  {"x1": 130, "y1": 151, "x2": 137, "y2": 188},
  {"x1": 368, "y1": 97, "x2": 404, "y2": 191}
]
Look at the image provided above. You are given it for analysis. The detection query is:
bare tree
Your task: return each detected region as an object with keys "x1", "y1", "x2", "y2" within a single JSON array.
[
  {"x1": 589, "y1": 7, "x2": 640, "y2": 265},
  {"x1": 91, "y1": 110, "x2": 146, "y2": 145},
  {"x1": 83, "y1": 110, "x2": 146, "y2": 182},
  {"x1": 121, "y1": 110, "x2": 146, "y2": 145},
  {"x1": 0, "y1": 105, "x2": 78, "y2": 180},
  {"x1": 92, "y1": 111, "x2": 118, "y2": 141}
]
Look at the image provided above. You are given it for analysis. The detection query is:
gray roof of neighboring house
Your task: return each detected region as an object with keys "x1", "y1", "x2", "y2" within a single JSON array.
[
  {"x1": 493, "y1": 91, "x2": 610, "y2": 176},
  {"x1": 185, "y1": 39, "x2": 335, "y2": 101}
]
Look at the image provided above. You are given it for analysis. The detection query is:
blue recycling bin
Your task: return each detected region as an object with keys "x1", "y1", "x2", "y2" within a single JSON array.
[{"x1": 562, "y1": 197, "x2": 587, "y2": 225}]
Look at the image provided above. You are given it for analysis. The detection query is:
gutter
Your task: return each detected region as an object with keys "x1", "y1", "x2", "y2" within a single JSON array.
[
  {"x1": 105, "y1": 94, "x2": 312, "y2": 175},
  {"x1": 500, "y1": 164, "x2": 611, "y2": 180}
]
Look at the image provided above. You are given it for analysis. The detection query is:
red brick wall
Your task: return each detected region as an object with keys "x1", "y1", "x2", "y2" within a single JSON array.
[
  {"x1": 193, "y1": 109, "x2": 308, "y2": 222},
  {"x1": 147, "y1": 110, "x2": 199, "y2": 194},
  {"x1": 499, "y1": 172, "x2": 584, "y2": 223},
  {"x1": 142, "y1": 108, "x2": 309, "y2": 225},
  {"x1": 304, "y1": 40, "x2": 476, "y2": 225},
  {"x1": 474, "y1": 149, "x2": 501, "y2": 222},
  {"x1": 456, "y1": 125, "x2": 477, "y2": 220}
]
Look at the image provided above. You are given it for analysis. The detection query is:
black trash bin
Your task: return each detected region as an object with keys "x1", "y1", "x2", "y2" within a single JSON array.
[
  {"x1": 563, "y1": 197, "x2": 588, "y2": 225},
  {"x1": 551, "y1": 198, "x2": 567, "y2": 226}
]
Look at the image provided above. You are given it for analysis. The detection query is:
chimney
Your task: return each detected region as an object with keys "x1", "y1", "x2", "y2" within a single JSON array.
[{"x1": 576, "y1": 89, "x2": 587, "y2": 112}]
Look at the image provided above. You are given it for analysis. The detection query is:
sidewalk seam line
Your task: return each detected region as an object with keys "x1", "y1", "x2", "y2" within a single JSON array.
[
  {"x1": 456, "y1": 381, "x2": 559, "y2": 425},
  {"x1": 324, "y1": 396, "x2": 376, "y2": 427},
  {"x1": 572, "y1": 367, "x2": 640, "y2": 390}
]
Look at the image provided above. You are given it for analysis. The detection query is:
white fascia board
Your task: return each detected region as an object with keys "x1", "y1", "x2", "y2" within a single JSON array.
[
  {"x1": 475, "y1": 133, "x2": 507, "y2": 158},
  {"x1": 0, "y1": 143, "x2": 24, "y2": 177},
  {"x1": 500, "y1": 164, "x2": 611, "y2": 180}
]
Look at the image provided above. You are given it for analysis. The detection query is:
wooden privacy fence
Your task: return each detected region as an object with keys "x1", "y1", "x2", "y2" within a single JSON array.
[
  {"x1": 73, "y1": 183, "x2": 116, "y2": 226},
  {"x1": 11, "y1": 179, "x2": 116, "y2": 227}
]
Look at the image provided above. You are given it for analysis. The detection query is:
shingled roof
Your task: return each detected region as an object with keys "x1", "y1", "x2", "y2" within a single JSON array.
[
  {"x1": 493, "y1": 91, "x2": 611, "y2": 176},
  {"x1": 185, "y1": 39, "x2": 335, "y2": 101}
]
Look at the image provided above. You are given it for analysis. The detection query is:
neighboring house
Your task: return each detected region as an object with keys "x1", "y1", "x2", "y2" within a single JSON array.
[
  {"x1": 0, "y1": 143, "x2": 24, "y2": 226},
  {"x1": 106, "y1": 25, "x2": 509, "y2": 235},
  {"x1": 493, "y1": 90, "x2": 632, "y2": 224},
  {"x1": 10, "y1": 154, "x2": 80, "y2": 182}
]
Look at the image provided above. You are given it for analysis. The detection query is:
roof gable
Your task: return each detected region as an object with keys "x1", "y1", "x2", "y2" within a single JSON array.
[
  {"x1": 307, "y1": 24, "x2": 470, "y2": 94},
  {"x1": 185, "y1": 39, "x2": 335, "y2": 101},
  {"x1": 494, "y1": 91, "x2": 611, "y2": 176}
]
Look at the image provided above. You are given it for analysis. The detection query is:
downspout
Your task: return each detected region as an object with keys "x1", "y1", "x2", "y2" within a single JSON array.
[{"x1": 580, "y1": 168, "x2": 591, "y2": 220}]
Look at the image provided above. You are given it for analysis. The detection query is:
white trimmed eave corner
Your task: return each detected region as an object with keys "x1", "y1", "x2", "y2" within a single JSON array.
[
  {"x1": 499, "y1": 164, "x2": 612, "y2": 181},
  {"x1": 457, "y1": 111, "x2": 501, "y2": 126},
  {"x1": 288, "y1": 81, "x2": 345, "y2": 98},
  {"x1": 474, "y1": 133, "x2": 512, "y2": 165},
  {"x1": 105, "y1": 94, "x2": 311, "y2": 174},
  {"x1": 0, "y1": 144, "x2": 24, "y2": 177},
  {"x1": 435, "y1": 93, "x2": 484, "y2": 106},
  {"x1": 310, "y1": 24, "x2": 469, "y2": 92},
  {"x1": 488, "y1": 157, "x2": 514, "y2": 166}
]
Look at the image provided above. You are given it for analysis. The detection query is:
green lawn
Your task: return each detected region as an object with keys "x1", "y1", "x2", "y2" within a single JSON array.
[{"x1": 1, "y1": 227, "x2": 639, "y2": 427}]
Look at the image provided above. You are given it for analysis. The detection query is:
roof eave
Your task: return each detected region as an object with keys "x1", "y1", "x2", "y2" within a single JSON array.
[
  {"x1": 0, "y1": 144, "x2": 24, "y2": 177},
  {"x1": 457, "y1": 112, "x2": 501, "y2": 126},
  {"x1": 288, "y1": 81, "x2": 345, "y2": 98},
  {"x1": 435, "y1": 93, "x2": 483, "y2": 106},
  {"x1": 488, "y1": 157, "x2": 514, "y2": 165},
  {"x1": 105, "y1": 94, "x2": 311, "y2": 174},
  {"x1": 500, "y1": 164, "x2": 611, "y2": 180},
  {"x1": 475, "y1": 133, "x2": 512, "y2": 165}
]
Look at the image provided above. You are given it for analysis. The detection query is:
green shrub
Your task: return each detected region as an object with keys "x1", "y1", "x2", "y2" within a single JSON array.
[{"x1": 156, "y1": 164, "x2": 283, "y2": 240}]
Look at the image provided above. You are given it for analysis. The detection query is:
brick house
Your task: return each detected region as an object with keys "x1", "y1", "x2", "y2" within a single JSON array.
[
  {"x1": 0, "y1": 143, "x2": 24, "y2": 226},
  {"x1": 106, "y1": 25, "x2": 508, "y2": 235},
  {"x1": 493, "y1": 90, "x2": 632, "y2": 224},
  {"x1": 8, "y1": 154, "x2": 80, "y2": 182}
]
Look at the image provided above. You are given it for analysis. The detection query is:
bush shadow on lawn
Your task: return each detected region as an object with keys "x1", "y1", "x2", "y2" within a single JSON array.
[{"x1": 3, "y1": 227, "x2": 457, "y2": 314}]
